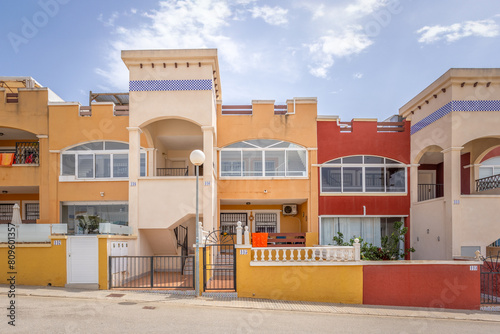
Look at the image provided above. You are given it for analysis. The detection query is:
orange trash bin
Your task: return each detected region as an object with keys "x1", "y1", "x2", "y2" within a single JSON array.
[{"x1": 252, "y1": 233, "x2": 268, "y2": 247}]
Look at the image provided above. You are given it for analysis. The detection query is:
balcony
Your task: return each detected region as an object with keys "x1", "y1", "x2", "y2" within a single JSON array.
[
  {"x1": 418, "y1": 183, "x2": 444, "y2": 202},
  {"x1": 476, "y1": 174, "x2": 500, "y2": 192},
  {"x1": 157, "y1": 167, "x2": 189, "y2": 177}
]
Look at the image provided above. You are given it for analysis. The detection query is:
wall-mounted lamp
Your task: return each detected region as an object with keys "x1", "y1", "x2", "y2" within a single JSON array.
[
  {"x1": 100, "y1": 192, "x2": 105, "y2": 197},
  {"x1": 427, "y1": 229, "x2": 430, "y2": 234}
]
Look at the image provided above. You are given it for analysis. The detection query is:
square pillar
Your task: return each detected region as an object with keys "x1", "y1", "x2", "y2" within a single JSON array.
[
  {"x1": 127, "y1": 127, "x2": 142, "y2": 235},
  {"x1": 202, "y1": 126, "x2": 215, "y2": 231},
  {"x1": 442, "y1": 146, "x2": 463, "y2": 258}
]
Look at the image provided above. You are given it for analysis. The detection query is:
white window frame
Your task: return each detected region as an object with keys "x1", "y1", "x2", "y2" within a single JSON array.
[
  {"x1": 220, "y1": 140, "x2": 308, "y2": 179},
  {"x1": 320, "y1": 155, "x2": 407, "y2": 194},
  {"x1": 319, "y1": 215, "x2": 407, "y2": 249},
  {"x1": 59, "y1": 141, "x2": 146, "y2": 181}
]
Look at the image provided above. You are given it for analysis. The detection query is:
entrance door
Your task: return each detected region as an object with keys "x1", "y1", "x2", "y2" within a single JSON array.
[{"x1": 67, "y1": 236, "x2": 99, "y2": 284}]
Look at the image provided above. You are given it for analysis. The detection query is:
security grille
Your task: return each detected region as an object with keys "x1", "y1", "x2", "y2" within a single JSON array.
[
  {"x1": 0, "y1": 204, "x2": 14, "y2": 221},
  {"x1": 25, "y1": 203, "x2": 39, "y2": 220},
  {"x1": 255, "y1": 213, "x2": 277, "y2": 233},
  {"x1": 220, "y1": 213, "x2": 247, "y2": 234}
]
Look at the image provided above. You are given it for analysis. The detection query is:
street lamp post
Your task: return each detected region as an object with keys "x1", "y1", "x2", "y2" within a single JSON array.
[{"x1": 190, "y1": 149, "x2": 205, "y2": 297}]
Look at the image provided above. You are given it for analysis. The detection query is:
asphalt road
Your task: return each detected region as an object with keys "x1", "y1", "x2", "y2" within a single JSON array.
[{"x1": 2, "y1": 295, "x2": 499, "y2": 333}]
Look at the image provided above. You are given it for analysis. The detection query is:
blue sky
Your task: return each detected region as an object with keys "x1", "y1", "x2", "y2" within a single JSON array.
[{"x1": 1, "y1": 0, "x2": 499, "y2": 120}]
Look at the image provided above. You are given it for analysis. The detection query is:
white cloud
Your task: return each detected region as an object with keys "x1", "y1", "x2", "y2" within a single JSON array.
[
  {"x1": 97, "y1": 12, "x2": 119, "y2": 27},
  {"x1": 249, "y1": 5, "x2": 288, "y2": 26},
  {"x1": 417, "y1": 18, "x2": 500, "y2": 44},
  {"x1": 301, "y1": 0, "x2": 392, "y2": 78},
  {"x1": 345, "y1": 0, "x2": 388, "y2": 17},
  {"x1": 353, "y1": 72, "x2": 363, "y2": 79},
  {"x1": 96, "y1": 0, "x2": 251, "y2": 90},
  {"x1": 306, "y1": 26, "x2": 373, "y2": 78}
]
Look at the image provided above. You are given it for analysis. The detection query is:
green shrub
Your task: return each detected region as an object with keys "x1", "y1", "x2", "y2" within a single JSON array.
[{"x1": 333, "y1": 221, "x2": 415, "y2": 260}]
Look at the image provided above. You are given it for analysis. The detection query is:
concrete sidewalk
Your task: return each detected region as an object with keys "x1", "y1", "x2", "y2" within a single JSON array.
[{"x1": 1, "y1": 285, "x2": 499, "y2": 322}]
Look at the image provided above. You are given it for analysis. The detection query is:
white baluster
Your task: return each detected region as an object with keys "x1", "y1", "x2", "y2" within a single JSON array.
[
  {"x1": 275, "y1": 249, "x2": 280, "y2": 262},
  {"x1": 283, "y1": 249, "x2": 289, "y2": 261},
  {"x1": 290, "y1": 249, "x2": 295, "y2": 262},
  {"x1": 326, "y1": 249, "x2": 331, "y2": 261},
  {"x1": 298, "y1": 249, "x2": 303, "y2": 261},
  {"x1": 268, "y1": 249, "x2": 273, "y2": 262},
  {"x1": 253, "y1": 249, "x2": 258, "y2": 262},
  {"x1": 260, "y1": 249, "x2": 265, "y2": 262},
  {"x1": 318, "y1": 248, "x2": 323, "y2": 261}
]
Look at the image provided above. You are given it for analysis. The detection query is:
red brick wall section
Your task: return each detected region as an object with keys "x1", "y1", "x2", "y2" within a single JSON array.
[
  {"x1": 363, "y1": 264, "x2": 481, "y2": 310},
  {"x1": 461, "y1": 153, "x2": 470, "y2": 195}
]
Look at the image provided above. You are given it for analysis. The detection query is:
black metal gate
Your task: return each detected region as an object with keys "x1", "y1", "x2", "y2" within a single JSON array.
[
  {"x1": 109, "y1": 255, "x2": 195, "y2": 289},
  {"x1": 480, "y1": 254, "x2": 500, "y2": 304},
  {"x1": 203, "y1": 230, "x2": 236, "y2": 291}
]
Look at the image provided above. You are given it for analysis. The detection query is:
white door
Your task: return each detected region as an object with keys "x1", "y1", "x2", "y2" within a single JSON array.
[{"x1": 67, "y1": 236, "x2": 98, "y2": 284}]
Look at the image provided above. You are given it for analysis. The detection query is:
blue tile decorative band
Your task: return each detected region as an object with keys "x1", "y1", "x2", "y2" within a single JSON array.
[
  {"x1": 411, "y1": 100, "x2": 500, "y2": 135},
  {"x1": 451, "y1": 100, "x2": 500, "y2": 111},
  {"x1": 411, "y1": 102, "x2": 452, "y2": 135},
  {"x1": 129, "y1": 79, "x2": 212, "y2": 92}
]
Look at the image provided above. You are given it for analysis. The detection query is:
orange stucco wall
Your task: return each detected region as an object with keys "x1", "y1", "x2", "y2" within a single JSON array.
[{"x1": 217, "y1": 100, "x2": 319, "y2": 232}]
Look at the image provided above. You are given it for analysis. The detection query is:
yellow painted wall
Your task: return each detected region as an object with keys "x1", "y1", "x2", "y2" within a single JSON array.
[
  {"x1": 0, "y1": 237, "x2": 67, "y2": 287},
  {"x1": 235, "y1": 248, "x2": 363, "y2": 304},
  {"x1": 0, "y1": 88, "x2": 49, "y2": 135},
  {"x1": 98, "y1": 236, "x2": 108, "y2": 290}
]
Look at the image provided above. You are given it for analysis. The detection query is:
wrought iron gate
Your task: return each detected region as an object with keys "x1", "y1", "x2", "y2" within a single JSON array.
[
  {"x1": 480, "y1": 254, "x2": 500, "y2": 304},
  {"x1": 203, "y1": 230, "x2": 236, "y2": 291}
]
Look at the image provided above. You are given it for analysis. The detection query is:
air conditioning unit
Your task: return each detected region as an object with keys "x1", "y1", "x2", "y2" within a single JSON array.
[{"x1": 282, "y1": 204, "x2": 297, "y2": 216}]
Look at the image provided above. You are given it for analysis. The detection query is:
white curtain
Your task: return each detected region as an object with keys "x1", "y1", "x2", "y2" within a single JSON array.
[{"x1": 321, "y1": 217, "x2": 382, "y2": 246}]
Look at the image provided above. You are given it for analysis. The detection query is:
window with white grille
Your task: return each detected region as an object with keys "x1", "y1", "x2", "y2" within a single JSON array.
[
  {"x1": 0, "y1": 204, "x2": 14, "y2": 221},
  {"x1": 255, "y1": 213, "x2": 278, "y2": 233},
  {"x1": 25, "y1": 203, "x2": 39, "y2": 220},
  {"x1": 220, "y1": 213, "x2": 247, "y2": 234}
]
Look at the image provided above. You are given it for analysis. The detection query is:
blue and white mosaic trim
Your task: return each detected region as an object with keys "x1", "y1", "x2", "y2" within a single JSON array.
[
  {"x1": 410, "y1": 102, "x2": 452, "y2": 135},
  {"x1": 452, "y1": 100, "x2": 500, "y2": 111},
  {"x1": 129, "y1": 79, "x2": 213, "y2": 92},
  {"x1": 411, "y1": 100, "x2": 500, "y2": 135}
]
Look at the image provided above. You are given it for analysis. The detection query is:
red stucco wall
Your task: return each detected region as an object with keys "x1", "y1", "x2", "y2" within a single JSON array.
[
  {"x1": 317, "y1": 120, "x2": 412, "y2": 250},
  {"x1": 363, "y1": 264, "x2": 481, "y2": 310}
]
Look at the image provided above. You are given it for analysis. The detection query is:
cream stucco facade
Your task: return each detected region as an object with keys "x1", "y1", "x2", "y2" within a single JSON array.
[{"x1": 400, "y1": 68, "x2": 500, "y2": 259}]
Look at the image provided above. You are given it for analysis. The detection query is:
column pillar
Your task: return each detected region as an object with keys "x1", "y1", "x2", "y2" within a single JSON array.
[
  {"x1": 37, "y1": 135, "x2": 49, "y2": 224},
  {"x1": 442, "y1": 146, "x2": 463, "y2": 259},
  {"x1": 410, "y1": 164, "x2": 419, "y2": 203},
  {"x1": 127, "y1": 127, "x2": 142, "y2": 235},
  {"x1": 201, "y1": 126, "x2": 214, "y2": 231}
]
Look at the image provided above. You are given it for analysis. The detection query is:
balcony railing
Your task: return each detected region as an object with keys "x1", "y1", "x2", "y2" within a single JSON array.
[
  {"x1": 476, "y1": 174, "x2": 500, "y2": 192},
  {"x1": 156, "y1": 167, "x2": 189, "y2": 176},
  {"x1": 15, "y1": 142, "x2": 39, "y2": 164},
  {"x1": 418, "y1": 183, "x2": 444, "y2": 202}
]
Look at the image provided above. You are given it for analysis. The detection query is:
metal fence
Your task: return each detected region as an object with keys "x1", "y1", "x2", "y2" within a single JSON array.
[
  {"x1": 481, "y1": 256, "x2": 500, "y2": 304},
  {"x1": 203, "y1": 244, "x2": 236, "y2": 291},
  {"x1": 476, "y1": 174, "x2": 500, "y2": 192},
  {"x1": 156, "y1": 167, "x2": 189, "y2": 176},
  {"x1": 481, "y1": 272, "x2": 500, "y2": 304},
  {"x1": 109, "y1": 255, "x2": 194, "y2": 289},
  {"x1": 417, "y1": 183, "x2": 444, "y2": 202}
]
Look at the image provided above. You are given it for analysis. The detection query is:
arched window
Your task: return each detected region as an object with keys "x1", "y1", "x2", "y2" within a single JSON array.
[
  {"x1": 479, "y1": 156, "x2": 500, "y2": 178},
  {"x1": 220, "y1": 139, "x2": 307, "y2": 177},
  {"x1": 60, "y1": 141, "x2": 146, "y2": 180},
  {"x1": 321, "y1": 155, "x2": 406, "y2": 193}
]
